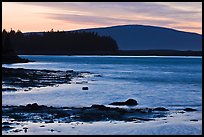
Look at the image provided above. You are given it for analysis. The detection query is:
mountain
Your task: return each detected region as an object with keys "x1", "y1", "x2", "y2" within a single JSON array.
[{"x1": 73, "y1": 25, "x2": 202, "y2": 51}]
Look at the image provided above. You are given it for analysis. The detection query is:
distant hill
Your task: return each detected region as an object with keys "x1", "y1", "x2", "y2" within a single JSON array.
[{"x1": 73, "y1": 25, "x2": 202, "y2": 51}]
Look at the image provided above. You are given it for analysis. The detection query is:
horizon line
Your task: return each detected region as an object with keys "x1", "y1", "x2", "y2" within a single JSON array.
[{"x1": 2, "y1": 24, "x2": 202, "y2": 35}]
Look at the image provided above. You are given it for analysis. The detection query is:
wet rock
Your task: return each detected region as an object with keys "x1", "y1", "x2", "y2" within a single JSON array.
[
  {"x1": 82, "y1": 87, "x2": 88, "y2": 90},
  {"x1": 178, "y1": 111, "x2": 185, "y2": 114},
  {"x1": 2, "y1": 103, "x2": 171, "y2": 124},
  {"x1": 2, "y1": 125, "x2": 14, "y2": 131},
  {"x1": 2, "y1": 122, "x2": 12, "y2": 125},
  {"x1": 109, "y1": 99, "x2": 138, "y2": 106},
  {"x1": 23, "y1": 127, "x2": 28, "y2": 133},
  {"x1": 55, "y1": 113, "x2": 70, "y2": 118},
  {"x1": 153, "y1": 107, "x2": 169, "y2": 111},
  {"x1": 12, "y1": 129, "x2": 23, "y2": 133},
  {"x1": 183, "y1": 108, "x2": 197, "y2": 112},
  {"x1": 45, "y1": 120, "x2": 54, "y2": 123},
  {"x1": 25, "y1": 103, "x2": 40, "y2": 110},
  {"x1": 91, "y1": 104, "x2": 110, "y2": 110},
  {"x1": 66, "y1": 70, "x2": 74, "y2": 73},
  {"x1": 2, "y1": 67, "x2": 82, "y2": 91},
  {"x1": 2, "y1": 88, "x2": 17, "y2": 92},
  {"x1": 190, "y1": 119, "x2": 198, "y2": 122}
]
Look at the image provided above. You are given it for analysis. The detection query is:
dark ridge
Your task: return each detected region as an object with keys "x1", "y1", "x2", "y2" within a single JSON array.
[{"x1": 74, "y1": 24, "x2": 202, "y2": 51}]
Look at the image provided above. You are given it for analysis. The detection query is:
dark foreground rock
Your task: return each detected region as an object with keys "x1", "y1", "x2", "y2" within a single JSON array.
[
  {"x1": 109, "y1": 99, "x2": 138, "y2": 106},
  {"x1": 2, "y1": 103, "x2": 170, "y2": 124}
]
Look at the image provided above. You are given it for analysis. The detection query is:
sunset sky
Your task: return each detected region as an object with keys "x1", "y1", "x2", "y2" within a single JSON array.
[{"x1": 2, "y1": 2, "x2": 202, "y2": 34}]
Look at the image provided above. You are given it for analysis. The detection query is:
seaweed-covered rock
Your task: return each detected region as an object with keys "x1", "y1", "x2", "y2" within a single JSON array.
[{"x1": 109, "y1": 99, "x2": 138, "y2": 106}]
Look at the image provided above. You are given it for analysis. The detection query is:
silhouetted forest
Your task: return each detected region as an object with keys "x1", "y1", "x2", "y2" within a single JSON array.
[
  {"x1": 2, "y1": 29, "x2": 118, "y2": 55},
  {"x1": 2, "y1": 29, "x2": 30, "y2": 64}
]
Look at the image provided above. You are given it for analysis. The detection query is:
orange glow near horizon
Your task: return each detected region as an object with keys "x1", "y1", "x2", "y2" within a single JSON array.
[{"x1": 2, "y1": 2, "x2": 202, "y2": 34}]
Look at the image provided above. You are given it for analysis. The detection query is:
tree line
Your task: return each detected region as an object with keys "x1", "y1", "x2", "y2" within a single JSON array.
[
  {"x1": 2, "y1": 29, "x2": 30, "y2": 63},
  {"x1": 2, "y1": 29, "x2": 118, "y2": 55}
]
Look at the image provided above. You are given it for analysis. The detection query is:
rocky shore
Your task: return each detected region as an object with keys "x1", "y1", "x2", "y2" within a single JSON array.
[
  {"x1": 2, "y1": 100, "x2": 198, "y2": 134},
  {"x1": 2, "y1": 67, "x2": 92, "y2": 92}
]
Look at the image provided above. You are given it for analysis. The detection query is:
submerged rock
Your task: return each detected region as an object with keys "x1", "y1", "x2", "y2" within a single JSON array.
[{"x1": 109, "y1": 99, "x2": 138, "y2": 106}]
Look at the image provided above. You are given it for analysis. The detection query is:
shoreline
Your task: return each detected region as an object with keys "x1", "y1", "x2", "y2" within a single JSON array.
[
  {"x1": 18, "y1": 55, "x2": 202, "y2": 58},
  {"x1": 16, "y1": 50, "x2": 202, "y2": 56}
]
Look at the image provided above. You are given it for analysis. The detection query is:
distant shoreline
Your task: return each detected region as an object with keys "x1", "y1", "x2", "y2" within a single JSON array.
[{"x1": 17, "y1": 50, "x2": 202, "y2": 56}]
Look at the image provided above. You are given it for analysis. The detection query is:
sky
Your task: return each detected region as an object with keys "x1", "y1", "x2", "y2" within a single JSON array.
[{"x1": 2, "y1": 2, "x2": 202, "y2": 34}]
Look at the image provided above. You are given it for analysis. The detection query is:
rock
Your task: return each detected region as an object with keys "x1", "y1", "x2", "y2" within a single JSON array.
[
  {"x1": 183, "y1": 108, "x2": 197, "y2": 112},
  {"x1": 45, "y1": 120, "x2": 54, "y2": 123},
  {"x1": 190, "y1": 119, "x2": 198, "y2": 122},
  {"x1": 125, "y1": 99, "x2": 138, "y2": 105},
  {"x1": 2, "y1": 88, "x2": 17, "y2": 92},
  {"x1": 12, "y1": 129, "x2": 23, "y2": 133},
  {"x1": 2, "y1": 122, "x2": 12, "y2": 125},
  {"x1": 66, "y1": 70, "x2": 73, "y2": 73},
  {"x1": 91, "y1": 104, "x2": 110, "y2": 110},
  {"x1": 109, "y1": 99, "x2": 138, "y2": 106},
  {"x1": 93, "y1": 74, "x2": 102, "y2": 77},
  {"x1": 2, "y1": 126, "x2": 14, "y2": 131},
  {"x1": 153, "y1": 107, "x2": 169, "y2": 111},
  {"x1": 23, "y1": 127, "x2": 28, "y2": 133},
  {"x1": 82, "y1": 87, "x2": 88, "y2": 90},
  {"x1": 25, "y1": 103, "x2": 40, "y2": 110}
]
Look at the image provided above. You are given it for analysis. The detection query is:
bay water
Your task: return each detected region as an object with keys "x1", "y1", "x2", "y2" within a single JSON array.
[{"x1": 2, "y1": 55, "x2": 202, "y2": 111}]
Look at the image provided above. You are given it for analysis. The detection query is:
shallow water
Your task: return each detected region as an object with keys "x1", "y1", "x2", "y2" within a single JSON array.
[{"x1": 2, "y1": 56, "x2": 202, "y2": 111}]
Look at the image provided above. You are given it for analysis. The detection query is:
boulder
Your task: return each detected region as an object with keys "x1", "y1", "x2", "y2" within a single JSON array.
[
  {"x1": 183, "y1": 108, "x2": 197, "y2": 112},
  {"x1": 25, "y1": 103, "x2": 40, "y2": 110},
  {"x1": 109, "y1": 99, "x2": 138, "y2": 106},
  {"x1": 82, "y1": 87, "x2": 88, "y2": 90}
]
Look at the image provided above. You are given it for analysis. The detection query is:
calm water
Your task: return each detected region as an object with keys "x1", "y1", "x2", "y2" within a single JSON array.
[{"x1": 3, "y1": 56, "x2": 202, "y2": 111}]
